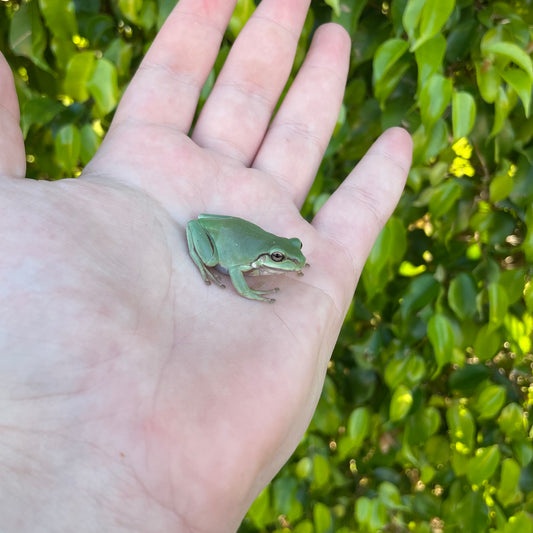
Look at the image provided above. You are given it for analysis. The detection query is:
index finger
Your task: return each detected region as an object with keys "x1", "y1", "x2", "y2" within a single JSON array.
[{"x1": 112, "y1": 0, "x2": 236, "y2": 132}]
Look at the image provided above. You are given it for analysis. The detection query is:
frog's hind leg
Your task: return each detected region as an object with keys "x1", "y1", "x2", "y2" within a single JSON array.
[{"x1": 186, "y1": 220, "x2": 225, "y2": 288}]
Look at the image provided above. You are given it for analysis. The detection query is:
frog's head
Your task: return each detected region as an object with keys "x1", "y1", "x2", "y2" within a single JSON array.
[{"x1": 251, "y1": 237, "x2": 307, "y2": 274}]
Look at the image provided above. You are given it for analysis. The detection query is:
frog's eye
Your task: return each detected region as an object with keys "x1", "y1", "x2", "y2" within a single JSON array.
[{"x1": 270, "y1": 251, "x2": 285, "y2": 262}]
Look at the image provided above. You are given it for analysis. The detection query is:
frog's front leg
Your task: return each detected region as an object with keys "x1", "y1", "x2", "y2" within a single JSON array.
[
  {"x1": 228, "y1": 267, "x2": 279, "y2": 303},
  {"x1": 186, "y1": 220, "x2": 225, "y2": 288}
]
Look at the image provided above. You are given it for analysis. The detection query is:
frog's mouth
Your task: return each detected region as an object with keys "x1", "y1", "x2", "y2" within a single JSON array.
[{"x1": 249, "y1": 264, "x2": 304, "y2": 276}]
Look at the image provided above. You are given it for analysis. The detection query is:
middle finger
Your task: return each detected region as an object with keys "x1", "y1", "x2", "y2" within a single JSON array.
[{"x1": 192, "y1": 0, "x2": 311, "y2": 165}]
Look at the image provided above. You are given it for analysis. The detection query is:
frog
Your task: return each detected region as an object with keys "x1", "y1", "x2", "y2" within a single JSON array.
[{"x1": 186, "y1": 214, "x2": 308, "y2": 302}]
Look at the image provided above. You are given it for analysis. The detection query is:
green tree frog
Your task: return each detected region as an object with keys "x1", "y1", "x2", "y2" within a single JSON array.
[{"x1": 186, "y1": 214, "x2": 308, "y2": 302}]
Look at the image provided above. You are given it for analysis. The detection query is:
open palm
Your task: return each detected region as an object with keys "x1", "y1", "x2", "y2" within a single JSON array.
[{"x1": 0, "y1": 0, "x2": 412, "y2": 531}]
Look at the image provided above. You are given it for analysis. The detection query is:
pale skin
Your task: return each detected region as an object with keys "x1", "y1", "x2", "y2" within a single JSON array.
[{"x1": 0, "y1": 0, "x2": 412, "y2": 531}]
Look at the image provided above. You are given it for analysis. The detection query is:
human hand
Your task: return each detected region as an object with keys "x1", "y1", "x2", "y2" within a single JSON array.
[{"x1": 0, "y1": 0, "x2": 412, "y2": 531}]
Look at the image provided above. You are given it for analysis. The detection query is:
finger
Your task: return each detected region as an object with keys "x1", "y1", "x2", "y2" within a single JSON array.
[
  {"x1": 313, "y1": 128, "x2": 413, "y2": 273},
  {"x1": 192, "y1": 0, "x2": 310, "y2": 164},
  {"x1": 0, "y1": 53, "x2": 25, "y2": 179},
  {"x1": 253, "y1": 23, "x2": 350, "y2": 206},
  {"x1": 112, "y1": 0, "x2": 237, "y2": 132}
]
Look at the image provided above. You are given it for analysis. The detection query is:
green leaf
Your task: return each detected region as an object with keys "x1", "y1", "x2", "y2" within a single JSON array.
[
  {"x1": 390, "y1": 384, "x2": 413, "y2": 422},
  {"x1": 402, "y1": 0, "x2": 426, "y2": 42},
  {"x1": 385, "y1": 354, "x2": 426, "y2": 389},
  {"x1": 228, "y1": 0, "x2": 256, "y2": 38},
  {"x1": 79, "y1": 124, "x2": 101, "y2": 165},
  {"x1": 118, "y1": 0, "x2": 143, "y2": 23},
  {"x1": 466, "y1": 445, "x2": 500, "y2": 485},
  {"x1": 473, "y1": 324, "x2": 502, "y2": 361},
  {"x1": 273, "y1": 477, "x2": 300, "y2": 519},
  {"x1": 247, "y1": 487, "x2": 271, "y2": 529},
  {"x1": 412, "y1": 0, "x2": 456, "y2": 51},
  {"x1": 64, "y1": 52, "x2": 97, "y2": 102},
  {"x1": 475, "y1": 60, "x2": 501, "y2": 103},
  {"x1": 414, "y1": 34, "x2": 446, "y2": 91},
  {"x1": 497, "y1": 459, "x2": 522, "y2": 507},
  {"x1": 312, "y1": 455, "x2": 331, "y2": 489},
  {"x1": 504, "y1": 512, "x2": 533, "y2": 533},
  {"x1": 446, "y1": 402, "x2": 475, "y2": 453},
  {"x1": 482, "y1": 41, "x2": 533, "y2": 81},
  {"x1": 331, "y1": 0, "x2": 366, "y2": 35},
  {"x1": 373, "y1": 39, "x2": 410, "y2": 104},
  {"x1": 9, "y1": 1, "x2": 51, "y2": 72},
  {"x1": 523, "y1": 206, "x2": 533, "y2": 262},
  {"x1": 347, "y1": 407, "x2": 370, "y2": 446},
  {"x1": 54, "y1": 124, "x2": 80, "y2": 171},
  {"x1": 324, "y1": 0, "x2": 341, "y2": 17},
  {"x1": 498, "y1": 403, "x2": 527, "y2": 440},
  {"x1": 488, "y1": 282, "x2": 509, "y2": 327},
  {"x1": 448, "y1": 364, "x2": 490, "y2": 395},
  {"x1": 491, "y1": 86, "x2": 513, "y2": 137},
  {"x1": 86, "y1": 58, "x2": 119, "y2": 116},
  {"x1": 428, "y1": 314, "x2": 454, "y2": 371},
  {"x1": 38, "y1": 0, "x2": 77, "y2": 40},
  {"x1": 452, "y1": 91, "x2": 476, "y2": 140},
  {"x1": 456, "y1": 490, "x2": 489, "y2": 533},
  {"x1": 400, "y1": 273, "x2": 439, "y2": 320},
  {"x1": 500, "y1": 67, "x2": 532, "y2": 117},
  {"x1": 473, "y1": 384, "x2": 506, "y2": 420},
  {"x1": 448, "y1": 273, "x2": 477, "y2": 320},
  {"x1": 363, "y1": 217, "x2": 407, "y2": 298},
  {"x1": 355, "y1": 497, "x2": 387, "y2": 531},
  {"x1": 373, "y1": 38, "x2": 410, "y2": 88},
  {"x1": 378, "y1": 482, "x2": 403, "y2": 510},
  {"x1": 420, "y1": 74, "x2": 453, "y2": 130},
  {"x1": 490, "y1": 171, "x2": 514, "y2": 203},
  {"x1": 313, "y1": 502, "x2": 332, "y2": 533},
  {"x1": 21, "y1": 97, "x2": 63, "y2": 138}
]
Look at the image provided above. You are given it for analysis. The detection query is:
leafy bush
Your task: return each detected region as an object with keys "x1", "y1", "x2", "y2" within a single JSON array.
[{"x1": 1, "y1": 0, "x2": 532, "y2": 531}]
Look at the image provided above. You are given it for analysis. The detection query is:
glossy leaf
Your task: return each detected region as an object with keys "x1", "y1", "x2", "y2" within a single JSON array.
[
  {"x1": 488, "y1": 282, "x2": 509, "y2": 327},
  {"x1": 9, "y1": 1, "x2": 50, "y2": 72},
  {"x1": 482, "y1": 41, "x2": 533, "y2": 80},
  {"x1": 474, "y1": 324, "x2": 502, "y2": 362},
  {"x1": 399, "y1": 274, "x2": 439, "y2": 320},
  {"x1": 428, "y1": 314, "x2": 454, "y2": 371},
  {"x1": 79, "y1": 124, "x2": 101, "y2": 165},
  {"x1": 21, "y1": 97, "x2": 63, "y2": 137},
  {"x1": 390, "y1": 384, "x2": 413, "y2": 421},
  {"x1": 420, "y1": 74, "x2": 453, "y2": 130},
  {"x1": 452, "y1": 91, "x2": 476, "y2": 140},
  {"x1": 347, "y1": 406, "x2": 370, "y2": 445},
  {"x1": 86, "y1": 58, "x2": 119, "y2": 116},
  {"x1": 447, "y1": 402, "x2": 475, "y2": 452},
  {"x1": 448, "y1": 273, "x2": 477, "y2": 320},
  {"x1": 473, "y1": 384, "x2": 506, "y2": 420},
  {"x1": 38, "y1": 0, "x2": 77, "y2": 40},
  {"x1": 373, "y1": 38, "x2": 410, "y2": 88},
  {"x1": 504, "y1": 512, "x2": 533, "y2": 533},
  {"x1": 64, "y1": 52, "x2": 97, "y2": 101},
  {"x1": 466, "y1": 445, "x2": 500, "y2": 485},
  {"x1": 414, "y1": 34, "x2": 446, "y2": 91},
  {"x1": 500, "y1": 67, "x2": 532, "y2": 117},
  {"x1": 54, "y1": 124, "x2": 80, "y2": 171},
  {"x1": 497, "y1": 458, "x2": 522, "y2": 507},
  {"x1": 498, "y1": 403, "x2": 527, "y2": 440},
  {"x1": 412, "y1": 0, "x2": 455, "y2": 51},
  {"x1": 313, "y1": 502, "x2": 332, "y2": 533}
]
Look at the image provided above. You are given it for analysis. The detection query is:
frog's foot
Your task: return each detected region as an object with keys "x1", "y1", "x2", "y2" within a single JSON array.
[
  {"x1": 204, "y1": 267, "x2": 226, "y2": 289},
  {"x1": 229, "y1": 269, "x2": 281, "y2": 302}
]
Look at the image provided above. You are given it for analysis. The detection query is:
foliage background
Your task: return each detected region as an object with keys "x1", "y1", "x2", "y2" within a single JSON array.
[{"x1": 1, "y1": 0, "x2": 533, "y2": 531}]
